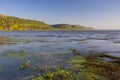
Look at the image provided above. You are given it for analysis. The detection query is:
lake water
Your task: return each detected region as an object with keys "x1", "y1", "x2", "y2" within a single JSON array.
[{"x1": 0, "y1": 30, "x2": 120, "y2": 80}]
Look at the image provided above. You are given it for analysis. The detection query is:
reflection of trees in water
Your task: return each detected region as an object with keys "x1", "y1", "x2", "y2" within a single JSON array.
[
  {"x1": 0, "y1": 36, "x2": 51, "y2": 45},
  {"x1": 0, "y1": 36, "x2": 18, "y2": 45},
  {"x1": 0, "y1": 66, "x2": 4, "y2": 72},
  {"x1": 1, "y1": 50, "x2": 28, "y2": 59}
]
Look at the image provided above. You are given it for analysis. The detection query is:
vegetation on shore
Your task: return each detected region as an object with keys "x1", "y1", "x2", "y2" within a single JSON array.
[{"x1": 0, "y1": 14, "x2": 94, "y2": 31}]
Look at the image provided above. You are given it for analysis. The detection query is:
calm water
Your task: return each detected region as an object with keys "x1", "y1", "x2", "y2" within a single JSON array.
[{"x1": 0, "y1": 30, "x2": 120, "y2": 80}]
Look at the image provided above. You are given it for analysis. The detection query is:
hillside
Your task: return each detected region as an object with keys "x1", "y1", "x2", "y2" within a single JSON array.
[
  {"x1": 0, "y1": 14, "x2": 94, "y2": 31},
  {"x1": 0, "y1": 14, "x2": 53, "y2": 31},
  {"x1": 52, "y1": 24, "x2": 94, "y2": 30}
]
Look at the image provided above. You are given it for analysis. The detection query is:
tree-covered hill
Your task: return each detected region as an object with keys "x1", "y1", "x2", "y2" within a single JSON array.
[
  {"x1": 0, "y1": 14, "x2": 94, "y2": 31},
  {"x1": 52, "y1": 24, "x2": 94, "y2": 30},
  {"x1": 0, "y1": 14, "x2": 53, "y2": 31}
]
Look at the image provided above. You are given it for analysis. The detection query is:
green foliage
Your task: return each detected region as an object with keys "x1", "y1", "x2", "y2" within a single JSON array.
[
  {"x1": 32, "y1": 53, "x2": 120, "y2": 80},
  {"x1": 32, "y1": 68, "x2": 73, "y2": 80},
  {"x1": 69, "y1": 53, "x2": 120, "y2": 80},
  {"x1": 19, "y1": 60, "x2": 31, "y2": 70},
  {"x1": 0, "y1": 14, "x2": 94, "y2": 31},
  {"x1": 70, "y1": 56, "x2": 108, "y2": 80},
  {"x1": 0, "y1": 14, "x2": 53, "y2": 31}
]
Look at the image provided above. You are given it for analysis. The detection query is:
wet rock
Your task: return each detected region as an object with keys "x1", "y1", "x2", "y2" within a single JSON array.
[{"x1": 69, "y1": 49, "x2": 80, "y2": 56}]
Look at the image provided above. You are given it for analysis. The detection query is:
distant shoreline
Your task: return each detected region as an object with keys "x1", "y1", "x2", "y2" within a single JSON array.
[{"x1": 0, "y1": 14, "x2": 94, "y2": 31}]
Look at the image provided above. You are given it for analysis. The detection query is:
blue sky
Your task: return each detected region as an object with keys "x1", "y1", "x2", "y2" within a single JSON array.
[{"x1": 0, "y1": 0, "x2": 120, "y2": 29}]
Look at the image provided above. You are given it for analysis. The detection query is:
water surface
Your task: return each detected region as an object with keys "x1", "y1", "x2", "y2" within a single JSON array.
[{"x1": 0, "y1": 30, "x2": 120, "y2": 79}]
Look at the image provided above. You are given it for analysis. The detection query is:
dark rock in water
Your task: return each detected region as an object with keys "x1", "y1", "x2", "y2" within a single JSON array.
[
  {"x1": 98, "y1": 53, "x2": 119, "y2": 59},
  {"x1": 112, "y1": 58, "x2": 120, "y2": 65},
  {"x1": 114, "y1": 41, "x2": 120, "y2": 43},
  {"x1": 69, "y1": 49, "x2": 80, "y2": 56}
]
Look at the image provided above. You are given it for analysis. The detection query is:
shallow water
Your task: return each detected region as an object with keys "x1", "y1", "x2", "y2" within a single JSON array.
[{"x1": 0, "y1": 30, "x2": 120, "y2": 79}]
